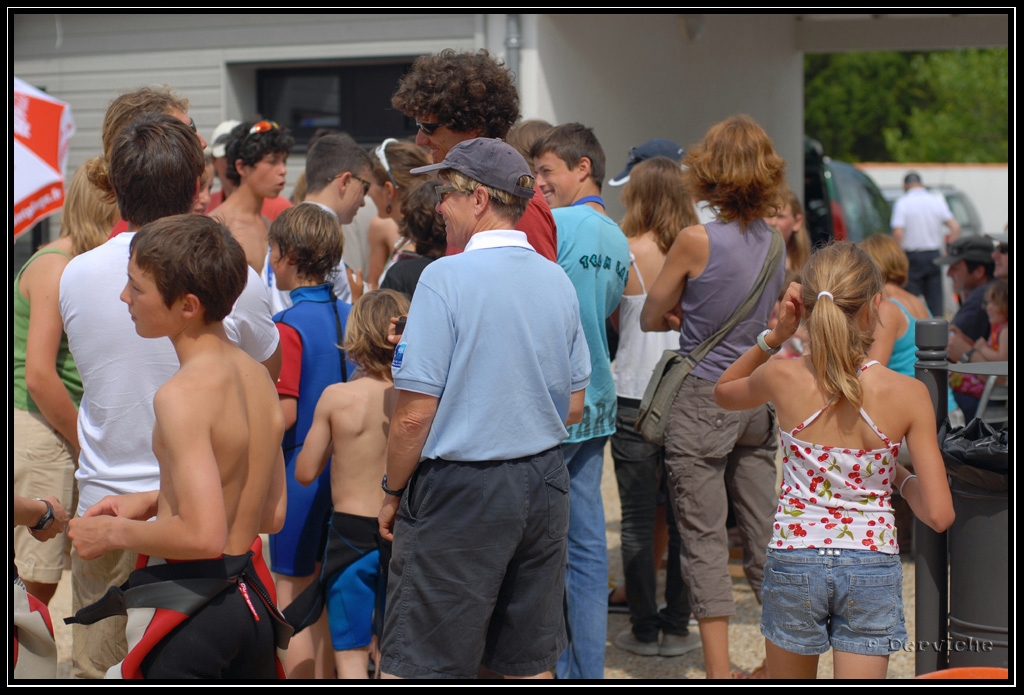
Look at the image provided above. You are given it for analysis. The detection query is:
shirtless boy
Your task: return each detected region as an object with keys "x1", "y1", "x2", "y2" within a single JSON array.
[
  {"x1": 293, "y1": 289, "x2": 410, "y2": 679},
  {"x1": 67, "y1": 215, "x2": 289, "y2": 679},
  {"x1": 210, "y1": 120, "x2": 295, "y2": 272}
]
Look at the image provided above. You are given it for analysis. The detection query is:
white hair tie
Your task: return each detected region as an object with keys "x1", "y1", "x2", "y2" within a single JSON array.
[{"x1": 817, "y1": 291, "x2": 834, "y2": 301}]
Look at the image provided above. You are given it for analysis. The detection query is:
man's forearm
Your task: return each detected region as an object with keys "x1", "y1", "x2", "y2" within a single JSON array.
[{"x1": 385, "y1": 390, "x2": 439, "y2": 490}]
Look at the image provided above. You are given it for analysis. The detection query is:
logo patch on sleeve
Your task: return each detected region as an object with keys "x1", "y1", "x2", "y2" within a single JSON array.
[{"x1": 392, "y1": 342, "x2": 407, "y2": 370}]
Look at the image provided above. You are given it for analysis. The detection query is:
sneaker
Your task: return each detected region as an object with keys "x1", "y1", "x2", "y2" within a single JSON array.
[
  {"x1": 659, "y1": 631, "x2": 703, "y2": 657},
  {"x1": 613, "y1": 629, "x2": 660, "y2": 656}
]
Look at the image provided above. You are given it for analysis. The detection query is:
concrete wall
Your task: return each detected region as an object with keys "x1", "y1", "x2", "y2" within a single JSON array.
[
  {"x1": 529, "y1": 13, "x2": 804, "y2": 221},
  {"x1": 857, "y1": 163, "x2": 1009, "y2": 237}
]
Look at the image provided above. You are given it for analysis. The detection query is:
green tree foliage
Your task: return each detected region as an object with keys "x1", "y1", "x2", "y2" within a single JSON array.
[
  {"x1": 805, "y1": 49, "x2": 1008, "y2": 163},
  {"x1": 884, "y1": 49, "x2": 1008, "y2": 162}
]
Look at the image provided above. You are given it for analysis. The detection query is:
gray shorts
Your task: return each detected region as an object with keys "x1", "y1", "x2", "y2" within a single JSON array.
[
  {"x1": 379, "y1": 447, "x2": 569, "y2": 679},
  {"x1": 663, "y1": 374, "x2": 778, "y2": 619}
]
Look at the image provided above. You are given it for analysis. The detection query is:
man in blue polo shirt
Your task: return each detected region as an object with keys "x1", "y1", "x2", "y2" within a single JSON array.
[{"x1": 377, "y1": 138, "x2": 590, "y2": 680}]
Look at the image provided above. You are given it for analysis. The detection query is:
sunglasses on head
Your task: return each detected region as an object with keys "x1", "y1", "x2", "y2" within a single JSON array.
[
  {"x1": 248, "y1": 120, "x2": 280, "y2": 135},
  {"x1": 416, "y1": 119, "x2": 443, "y2": 136},
  {"x1": 375, "y1": 138, "x2": 401, "y2": 188}
]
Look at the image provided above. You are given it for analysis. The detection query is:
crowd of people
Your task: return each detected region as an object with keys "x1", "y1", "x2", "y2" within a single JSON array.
[{"x1": 13, "y1": 46, "x2": 1006, "y2": 681}]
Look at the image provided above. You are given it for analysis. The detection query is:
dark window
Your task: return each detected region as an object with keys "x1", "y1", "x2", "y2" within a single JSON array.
[{"x1": 257, "y1": 60, "x2": 418, "y2": 150}]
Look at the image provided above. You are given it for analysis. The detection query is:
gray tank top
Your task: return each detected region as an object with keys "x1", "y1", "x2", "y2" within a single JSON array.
[{"x1": 678, "y1": 218, "x2": 785, "y2": 381}]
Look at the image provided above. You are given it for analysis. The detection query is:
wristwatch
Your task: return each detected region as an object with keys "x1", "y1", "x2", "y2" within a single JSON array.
[
  {"x1": 381, "y1": 474, "x2": 406, "y2": 497},
  {"x1": 756, "y1": 329, "x2": 781, "y2": 356},
  {"x1": 30, "y1": 498, "x2": 55, "y2": 532},
  {"x1": 960, "y1": 348, "x2": 976, "y2": 364}
]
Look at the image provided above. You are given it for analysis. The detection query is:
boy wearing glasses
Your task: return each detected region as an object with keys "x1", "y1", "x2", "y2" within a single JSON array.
[
  {"x1": 390, "y1": 48, "x2": 559, "y2": 262},
  {"x1": 211, "y1": 119, "x2": 295, "y2": 273},
  {"x1": 262, "y1": 132, "x2": 374, "y2": 316}
]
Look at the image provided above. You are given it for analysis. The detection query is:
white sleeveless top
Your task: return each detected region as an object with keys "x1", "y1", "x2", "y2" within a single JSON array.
[
  {"x1": 772, "y1": 361, "x2": 901, "y2": 554},
  {"x1": 612, "y1": 255, "x2": 681, "y2": 400}
]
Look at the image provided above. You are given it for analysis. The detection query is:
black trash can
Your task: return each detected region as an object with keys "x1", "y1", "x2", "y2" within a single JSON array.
[{"x1": 941, "y1": 421, "x2": 1009, "y2": 668}]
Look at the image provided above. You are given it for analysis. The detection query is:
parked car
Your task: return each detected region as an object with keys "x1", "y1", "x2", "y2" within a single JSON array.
[
  {"x1": 880, "y1": 184, "x2": 985, "y2": 238},
  {"x1": 804, "y1": 137, "x2": 892, "y2": 249}
]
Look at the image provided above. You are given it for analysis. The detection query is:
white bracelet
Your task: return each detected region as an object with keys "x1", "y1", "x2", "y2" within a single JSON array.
[{"x1": 898, "y1": 474, "x2": 918, "y2": 497}]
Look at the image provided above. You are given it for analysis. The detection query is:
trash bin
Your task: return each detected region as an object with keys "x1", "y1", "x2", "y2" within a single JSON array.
[{"x1": 940, "y1": 419, "x2": 1009, "y2": 669}]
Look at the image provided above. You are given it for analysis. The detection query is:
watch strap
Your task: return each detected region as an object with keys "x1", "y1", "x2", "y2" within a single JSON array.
[
  {"x1": 30, "y1": 498, "x2": 55, "y2": 531},
  {"x1": 756, "y1": 329, "x2": 781, "y2": 356},
  {"x1": 381, "y1": 474, "x2": 406, "y2": 497}
]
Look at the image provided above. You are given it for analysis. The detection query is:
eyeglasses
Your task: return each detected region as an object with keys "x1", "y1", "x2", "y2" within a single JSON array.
[
  {"x1": 248, "y1": 120, "x2": 279, "y2": 135},
  {"x1": 187, "y1": 118, "x2": 197, "y2": 134},
  {"x1": 375, "y1": 138, "x2": 401, "y2": 188},
  {"x1": 434, "y1": 184, "x2": 459, "y2": 205},
  {"x1": 352, "y1": 175, "x2": 372, "y2": 196},
  {"x1": 416, "y1": 119, "x2": 443, "y2": 136},
  {"x1": 996, "y1": 243, "x2": 1009, "y2": 254}
]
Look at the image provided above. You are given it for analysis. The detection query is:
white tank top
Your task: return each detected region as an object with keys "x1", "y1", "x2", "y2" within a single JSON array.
[{"x1": 612, "y1": 255, "x2": 681, "y2": 399}]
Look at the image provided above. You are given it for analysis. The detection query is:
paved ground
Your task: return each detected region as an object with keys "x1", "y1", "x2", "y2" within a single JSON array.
[{"x1": 46, "y1": 443, "x2": 917, "y2": 680}]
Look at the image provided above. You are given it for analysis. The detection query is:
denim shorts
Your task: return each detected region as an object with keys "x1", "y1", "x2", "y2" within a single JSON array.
[{"x1": 760, "y1": 548, "x2": 907, "y2": 656}]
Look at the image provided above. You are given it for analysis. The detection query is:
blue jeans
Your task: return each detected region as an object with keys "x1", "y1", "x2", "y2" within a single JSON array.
[
  {"x1": 761, "y1": 548, "x2": 907, "y2": 656},
  {"x1": 610, "y1": 399, "x2": 691, "y2": 642},
  {"x1": 556, "y1": 437, "x2": 608, "y2": 680}
]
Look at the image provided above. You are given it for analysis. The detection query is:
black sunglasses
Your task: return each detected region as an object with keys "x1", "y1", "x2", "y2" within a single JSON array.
[
  {"x1": 416, "y1": 119, "x2": 443, "y2": 136},
  {"x1": 996, "y1": 243, "x2": 1009, "y2": 254}
]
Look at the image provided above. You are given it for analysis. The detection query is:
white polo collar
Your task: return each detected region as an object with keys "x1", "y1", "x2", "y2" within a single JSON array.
[
  {"x1": 464, "y1": 229, "x2": 534, "y2": 253},
  {"x1": 301, "y1": 200, "x2": 338, "y2": 219}
]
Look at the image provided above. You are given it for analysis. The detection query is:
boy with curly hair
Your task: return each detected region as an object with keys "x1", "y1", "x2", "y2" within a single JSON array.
[
  {"x1": 390, "y1": 48, "x2": 558, "y2": 262},
  {"x1": 211, "y1": 119, "x2": 295, "y2": 272}
]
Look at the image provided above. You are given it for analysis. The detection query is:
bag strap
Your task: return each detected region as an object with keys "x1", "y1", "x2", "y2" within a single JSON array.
[{"x1": 683, "y1": 227, "x2": 784, "y2": 365}]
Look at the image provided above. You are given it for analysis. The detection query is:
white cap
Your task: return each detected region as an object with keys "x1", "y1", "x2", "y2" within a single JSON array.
[{"x1": 209, "y1": 119, "x2": 241, "y2": 158}]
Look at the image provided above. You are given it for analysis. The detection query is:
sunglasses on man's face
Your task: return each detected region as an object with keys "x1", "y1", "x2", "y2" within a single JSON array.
[
  {"x1": 416, "y1": 119, "x2": 443, "y2": 136},
  {"x1": 996, "y1": 243, "x2": 1010, "y2": 255}
]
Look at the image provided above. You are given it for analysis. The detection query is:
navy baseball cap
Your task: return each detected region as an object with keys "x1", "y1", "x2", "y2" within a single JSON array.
[
  {"x1": 608, "y1": 138, "x2": 685, "y2": 187},
  {"x1": 410, "y1": 138, "x2": 535, "y2": 199}
]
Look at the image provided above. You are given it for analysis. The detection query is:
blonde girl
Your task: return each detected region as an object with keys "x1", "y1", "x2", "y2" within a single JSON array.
[{"x1": 714, "y1": 241, "x2": 954, "y2": 679}]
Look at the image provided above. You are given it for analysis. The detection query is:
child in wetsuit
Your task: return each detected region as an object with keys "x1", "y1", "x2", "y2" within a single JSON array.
[
  {"x1": 295, "y1": 289, "x2": 410, "y2": 678},
  {"x1": 67, "y1": 215, "x2": 288, "y2": 678},
  {"x1": 712, "y1": 242, "x2": 954, "y2": 679}
]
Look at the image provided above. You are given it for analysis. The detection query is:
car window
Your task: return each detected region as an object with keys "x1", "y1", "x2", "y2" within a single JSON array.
[{"x1": 829, "y1": 162, "x2": 890, "y2": 242}]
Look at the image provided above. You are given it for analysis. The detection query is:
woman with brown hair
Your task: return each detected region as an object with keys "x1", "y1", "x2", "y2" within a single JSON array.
[
  {"x1": 610, "y1": 157, "x2": 702, "y2": 658},
  {"x1": 766, "y1": 188, "x2": 811, "y2": 271},
  {"x1": 13, "y1": 158, "x2": 118, "y2": 604},
  {"x1": 641, "y1": 114, "x2": 787, "y2": 679},
  {"x1": 365, "y1": 138, "x2": 431, "y2": 288}
]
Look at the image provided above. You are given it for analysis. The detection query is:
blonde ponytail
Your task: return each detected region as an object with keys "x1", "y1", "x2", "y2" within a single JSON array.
[{"x1": 800, "y1": 242, "x2": 882, "y2": 407}]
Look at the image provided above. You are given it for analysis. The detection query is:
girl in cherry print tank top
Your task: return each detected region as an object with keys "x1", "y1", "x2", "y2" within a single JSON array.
[{"x1": 713, "y1": 242, "x2": 954, "y2": 679}]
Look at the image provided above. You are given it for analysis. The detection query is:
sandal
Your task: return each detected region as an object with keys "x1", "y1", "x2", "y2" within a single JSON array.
[{"x1": 608, "y1": 588, "x2": 629, "y2": 614}]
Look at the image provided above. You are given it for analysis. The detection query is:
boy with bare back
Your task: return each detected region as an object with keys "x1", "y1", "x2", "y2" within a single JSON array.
[
  {"x1": 67, "y1": 215, "x2": 290, "y2": 679},
  {"x1": 210, "y1": 119, "x2": 295, "y2": 273},
  {"x1": 290, "y1": 289, "x2": 410, "y2": 679}
]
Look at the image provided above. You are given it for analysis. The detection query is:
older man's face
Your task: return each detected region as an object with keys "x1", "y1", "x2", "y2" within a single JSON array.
[{"x1": 992, "y1": 243, "x2": 1009, "y2": 280}]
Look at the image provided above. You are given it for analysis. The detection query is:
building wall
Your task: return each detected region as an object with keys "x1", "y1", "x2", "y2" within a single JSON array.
[
  {"x1": 13, "y1": 13, "x2": 808, "y2": 233},
  {"x1": 12, "y1": 12, "x2": 479, "y2": 215},
  {"x1": 529, "y1": 13, "x2": 804, "y2": 221}
]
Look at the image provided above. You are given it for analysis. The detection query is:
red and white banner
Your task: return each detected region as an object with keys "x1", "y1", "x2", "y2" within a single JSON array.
[{"x1": 13, "y1": 77, "x2": 75, "y2": 240}]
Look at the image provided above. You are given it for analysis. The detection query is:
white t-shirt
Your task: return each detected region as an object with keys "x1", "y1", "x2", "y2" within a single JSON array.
[
  {"x1": 890, "y1": 187, "x2": 954, "y2": 251},
  {"x1": 59, "y1": 232, "x2": 279, "y2": 514}
]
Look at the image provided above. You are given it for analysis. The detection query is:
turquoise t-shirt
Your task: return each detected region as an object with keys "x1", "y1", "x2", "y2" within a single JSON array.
[{"x1": 554, "y1": 205, "x2": 630, "y2": 443}]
